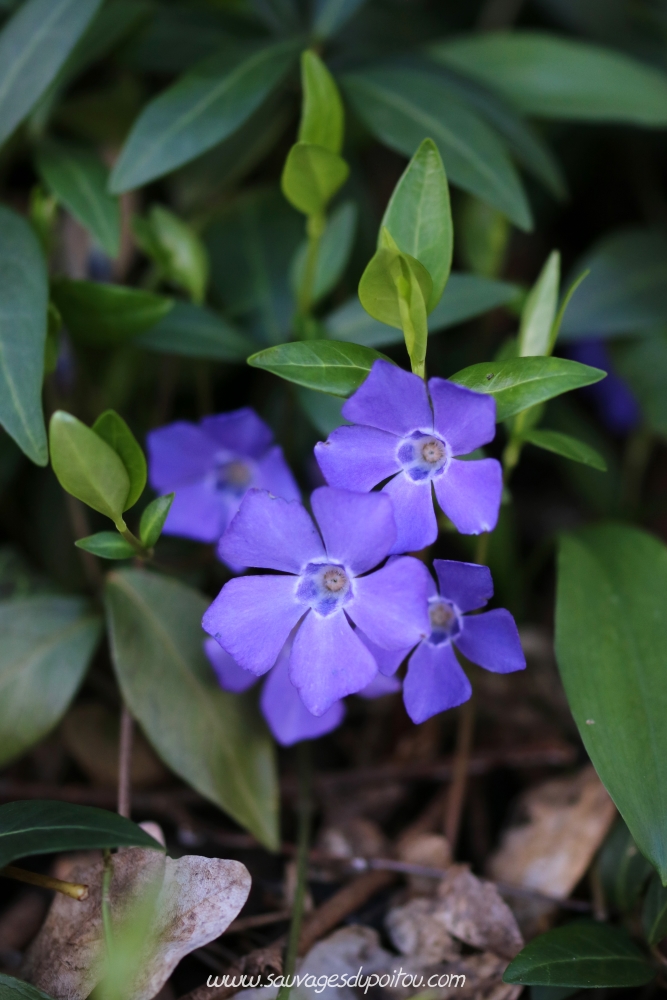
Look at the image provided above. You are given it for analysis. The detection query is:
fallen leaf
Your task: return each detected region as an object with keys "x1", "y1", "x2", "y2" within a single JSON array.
[
  {"x1": 398, "y1": 834, "x2": 452, "y2": 897},
  {"x1": 318, "y1": 818, "x2": 388, "y2": 860},
  {"x1": 436, "y1": 865, "x2": 524, "y2": 959},
  {"x1": 386, "y1": 897, "x2": 460, "y2": 964}
]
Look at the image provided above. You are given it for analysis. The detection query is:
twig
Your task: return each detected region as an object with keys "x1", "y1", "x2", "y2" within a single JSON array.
[
  {"x1": 117, "y1": 703, "x2": 134, "y2": 819},
  {"x1": 0, "y1": 865, "x2": 88, "y2": 901},
  {"x1": 101, "y1": 849, "x2": 114, "y2": 958},
  {"x1": 224, "y1": 910, "x2": 291, "y2": 935},
  {"x1": 444, "y1": 698, "x2": 476, "y2": 851}
]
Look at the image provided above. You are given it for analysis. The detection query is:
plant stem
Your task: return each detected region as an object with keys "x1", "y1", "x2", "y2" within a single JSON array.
[
  {"x1": 621, "y1": 426, "x2": 653, "y2": 517},
  {"x1": 117, "y1": 524, "x2": 151, "y2": 559},
  {"x1": 117, "y1": 703, "x2": 134, "y2": 819},
  {"x1": 444, "y1": 697, "x2": 476, "y2": 852},
  {"x1": 277, "y1": 743, "x2": 313, "y2": 1000},
  {"x1": 0, "y1": 865, "x2": 88, "y2": 900},
  {"x1": 296, "y1": 213, "x2": 325, "y2": 324},
  {"x1": 474, "y1": 532, "x2": 490, "y2": 566}
]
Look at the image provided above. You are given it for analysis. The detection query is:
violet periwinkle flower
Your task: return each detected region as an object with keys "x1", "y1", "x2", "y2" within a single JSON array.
[
  {"x1": 202, "y1": 486, "x2": 431, "y2": 716},
  {"x1": 314, "y1": 360, "x2": 502, "y2": 553},
  {"x1": 566, "y1": 340, "x2": 641, "y2": 435},
  {"x1": 146, "y1": 408, "x2": 299, "y2": 554},
  {"x1": 368, "y1": 559, "x2": 525, "y2": 723}
]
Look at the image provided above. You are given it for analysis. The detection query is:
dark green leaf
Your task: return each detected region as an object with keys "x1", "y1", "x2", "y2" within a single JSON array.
[
  {"x1": 296, "y1": 386, "x2": 346, "y2": 435},
  {"x1": 136, "y1": 302, "x2": 251, "y2": 362},
  {"x1": 298, "y1": 50, "x2": 344, "y2": 154},
  {"x1": 0, "y1": 972, "x2": 56, "y2": 999},
  {"x1": 611, "y1": 334, "x2": 667, "y2": 439},
  {"x1": 598, "y1": 818, "x2": 653, "y2": 913},
  {"x1": 110, "y1": 40, "x2": 299, "y2": 192},
  {"x1": 0, "y1": 206, "x2": 48, "y2": 466},
  {"x1": 248, "y1": 340, "x2": 389, "y2": 397},
  {"x1": 51, "y1": 279, "x2": 173, "y2": 348},
  {"x1": 504, "y1": 922, "x2": 654, "y2": 987},
  {"x1": 433, "y1": 31, "x2": 667, "y2": 124},
  {"x1": 0, "y1": 800, "x2": 162, "y2": 868},
  {"x1": 281, "y1": 142, "x2": 349, "y2": 216},
  {"x1": 92, "y1": 410, "x2": 146, "y2": 511},
  {"x1": 291, "y1": 200, "x2": 357, "y2": 306},
  {"x1": 75, "y1": 532, "x2": 135, "y2": 560},
  {"x1": 0, "y1": 0, "x2": 103, "y2": 148},
  {"x1": 556, "y1": 524, "x2": 667, "y2": 883},
  {"x1": 133, "y1": 205, "x2": 209, "y2": 305},
  {"x1": 643, "y1": 874, "x2": 667, "y2": 945},
  {"x1": 105, "y1": 569, "x2": 279, "y2": 849},
  {"x1": 521, "y1": 429, "x2": 607, "y2": 471},
  {"x1": 139, "y1": 494, "x2": 174, "y2": 548},
  {"x1": 342, "y1": 68, "x2": 532, "y2": 230},
  {"x1": 0, "y1": 596, "x2": 101, "y2": 767},
  {"x1": 313, "y1": 0, "x2": 366, "y2": 38},
  {"x1": 450, "y1": 357, "x2": 605, "y2": 421}
]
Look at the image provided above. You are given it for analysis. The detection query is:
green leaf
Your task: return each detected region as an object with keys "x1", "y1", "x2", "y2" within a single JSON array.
[
  {"x1": 0, "y1": 206, "x2": 48, "y2": 466},
  {"x1": 133, "y1": 205, "x2": 209, "y2": 305},
  {"x1": 450, "y1": 357, "x2": 605, "y2": 421},
  {"x1": 358, "y1": 245, "x2": 432, "y2": 330},
  {"x1": 530, "y1": 988, "x2": 579, "y2": 1000},
  {"x1": 520, "y1": 429, "x2": 607, "y2": 471},
  {"x1": 381, "y1": 138, "x2": 452, "y2": 312},
  {"x1": 248, "y1": 340, "x2": 389, "y2": 397},
  {"x1": 612, "y1": 333, "x2": 667, "y2": 439},
  {"x1": 556, "y1": 524, "x2": 667, "y2": 883},
  {"x1": 298, "y1": 50, "x2": 344, "y2": 154},
  {"x1": 105, "y1": 568, "x2": 279, "y2": 849},
  {"x1": 518, "y1": 251, "x2": 560, "y2": 357},
  {"x1": 0, "y1": 0, "x2": 103, "y2": 148},
  {"x1": 643, "y1": 874, "x2": 667, "y2": 945},
  {"x1": 136, "y1": 302, "x2": 251, "y2": 362},
  {"x1": 598, "y1": 818, "x2": 653, "y2": 913},
  {"x1": 75, "y1": 532, "x2": 135, "y2": 560},
  {"x1": 291, "y1": 200, "x2": 357, "y2": 306},
  {"x1": 312, "y1": 0, "x2": 366, "y2": 38},
  {"x1": 503, "y1": 922, "x2": 655, "y2": 988},
  {"x1": 51, "y1": 279, "x2": 173, "y2": 348},
  {"x1": 296, "y1": 386, "x2": 346, "y2": 436},
  {"x1": 431, "y1": 31, "x2": 667, "y2": 125},
  {"x1": 0, "y1": 595, "x2": 101, "y2": 767},
  {"x1": 49, "y1": 410, "x2": 130, "y2": 526},
  {"x1": 0, "y1": 973, "x2": 55, "y2": 999},
  {"x1": 35, "y1": 142, "x2": 120, "y2": 258},
  {"x1": 0, "y1": 800, "x2": 162, "y2": 868},
  {"x1": 281, "y1": 142, "x2": 349, "y2": 216},
  {"x1": 139, "y1": 494, "x2": 174, "y2": 548},
  {"x1": 110, "y1": 39, "x2": 299, "y2": 193},
  {"x1": 342, "y1": 68, "x2": 532, "y2": 230},
  {"x1": 92, "y1": 410, "x2": 146, "y2": 511}
]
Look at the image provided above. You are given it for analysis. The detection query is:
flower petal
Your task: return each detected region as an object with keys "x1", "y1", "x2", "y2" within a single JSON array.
[
  {"x1": 204, "y1": 637, "x2": 257, "y2": 693},
  {"x1": 455, "y1": 609, "x2": 526, "y2": 674},
  {"x1": 433, "y1": 559, "x2": 493, "y2": 612},
  {"x1": 218, "y1": 489, "x2": 325, "y2": 573},
  {"x1": 429, "y1": 378, "x2": 497, "y2": 456},
  {"x1": 202, "y1": 574, "x2": 303, "y2": 676},
  {"x1": 403, "y1": 641, "x2": 472, "y2": 723},
  {"x1": 382, "y1": 473, "x2": 438, "y2": 555},
  {"x1": 311, "y1": 486, "x2": 396, "y2": 575},
  {"x1": 289, "y1": 610, "x2": 377, "y2": 715},
  {"x1": 260, "y1": 650, "x2": 344, "y2": 746},
  {"x1": 342, "y1": 359, "x2": 433, "y2": 436},
  {"x1": 147, "y1": 421, "x2": 217, "y2": 490},
  {"x1": 349, "y1": 556, "x2": 431, "y2": 650},
  {"x1": 255, "y1": 445, "x2": 301, "y2": 502},
  {"x1": 356, "y1": 627, "x2": 414, "y2": 676},
  {"x1": 163, "y1": 480, "x2": 227, "y2": 542},
  {"x1": 434, "y1": 458, "x2": 502, "y2": 535},
  {"x1": 200, "y1": 407, "x2": 274, "y2": 458},
  {"x1": 315, "y1": 425, "x2": 400, "y2": 492}
]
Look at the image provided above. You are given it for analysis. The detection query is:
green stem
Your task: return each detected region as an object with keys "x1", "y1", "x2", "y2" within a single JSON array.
[
  {"x1": 116, "y1": 523, "x2": 152, "y2": 560},
  {"x1": 277, "y1": 743, "x2": 313, "y2": 1000},
  {"x1": 296, "y1": 213, "x2": 325, "y2": 325},
  {"x1": 502, "y1": 409, "x2": 529, "y2": 485},
  {"x1": 621, "y1": 426, "x2": 653, "y2": 517},
  {"x1": 474, "y1": 532, "x2": 490, "y2": 566}
]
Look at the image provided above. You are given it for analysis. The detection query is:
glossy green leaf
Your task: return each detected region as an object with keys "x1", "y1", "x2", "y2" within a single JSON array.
[
  {"x1": 0, "y1": 0, "x2": 103, "y2": 148},
  {"x1": 281, "y1": 142, "x2": 349, "y2": 216},
  {"x1": 342, "y1": 69, "x2": 532, "y2": 230},
  {"x1": 520, "y1": 429, "x2": 607, "y2": 471},
  {"x1": 136, "y1": 302, "x2": 250, "y2": 361},
  {"x1": 381, "y1": 138, "x2": 452, "y2": 312},
  {"x1": 0, "y1": 206, "x2": 48, "y2": 466},
  {"x1": 432, "y1": 31, "x2": 667, "y2": 125},
  {"x1": 313, "y1": 0, "x2": 366, "y2": 37},
  {"x1": 0, "y1": 800, "x2": 162, "y2": 868},
  {"x1": 105, "y1": 569, "x2": 279, "y2": 849},
  {"x1": 139, "y1": 494, "x2": 174, "y2": 548},
  {"x1": 133, "y1": 205, "x2": 209, "y2": 305},
  {"x1": 0, "y1": 596, "x2": 101, "y2": 767},
  {"x1": 450, "y1": 357, "x2": 605, "y2": 421},
  {"x1": 92, "y1": 410, "x2": 146, "y2": 511},
  {"x1": 291, "y1": 200, "x2": 357, "y2": 306},
  {"x1": 51, "y1": 279, "x2": 173, "y2": 348},
  {"x1": 248, "y1": 340, "x2": 389, "y2": 397},
  {"x1": 299, "y1": 50, "x2": 344, "y2": 154},
  {"x1": 35, "y1": 143, "x2": 119, "y2": 258},
  {"x1": 110, "y1": 40, "x2": 299, "y2": 192},
  {"x1": 612, "y1": 333, "x2": 667, "y2": 439},
  {"x1": 75, "y1": 532, "x2": 135, "y2": 560},
  {"x1": 643, "y1": 874, "x2": 667, "y2": 944},
  {"x1": 519, "y1": 251, "x2": 560, "y2": 357},
  {"x1": 0, "y1": 973, "x2": 55, "y2": 999},
  {"x1": 49, "y1": 411, "x2": 130, "y2": 526},
  {"x1": 556, "y1": 524, "x2": 667, "y2": 883},
  {"x1": 503, "y1": 922, "x2": 655, "y2": 988},
  {"x1": 598, "y1": 818, "x2": 653, "y2": 913}
]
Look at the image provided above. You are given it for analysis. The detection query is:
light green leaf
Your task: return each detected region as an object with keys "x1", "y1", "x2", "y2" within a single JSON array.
[
  {"x1": 358, "y1": 245, "x2": 432, "y2": 329},
  {"x1": 598, "y1": 818, "x2": 653, "y2": 914},
  {"x1": 643, "y1": 874, "x2": 667, "y2": 945},
  {"x1": 342, "y1": 68, "x2": 532, "y2": 230},
  {"x1": 556, "y1": 524, "x2": 667, "y2": 883},
  {"x1": 110, "y1": 40, "x2": 299, "y2": 192},
  {"x1": 518, "y1": 251, "x2": 560, "y2": 357},
  {"x1": 291, "y1": 200, "x2": 357, "y2": 306},
  {"x1": 432, "y1": 31, "x2": 667, "y2": 125},
  {"x1": 0, "y1": 0, "x2": 103, "y2": 148},
  {"x1": 312, "y1": 0, "x2": 366, "y2": 38},
  {"x1": 449, "y1": 356, "x2": 605, "y2": 421},
  {"x1": 381, "y1": 138, "x2": 452, "y2": 312},
  {"x1": 105, "y1": 569, "x2": 279, "y2": 849},
  {"x1": 35, "y1": 143, "x2": 120, "y2": 258},
  {"x1": 520, "y1": 429, "x2": 607, "y2": 471},
  {"x1": 0, "y1": 972, "x2": 56, "y2": 999},
  {"x1": 51, "y1": 279, "x2": 173, "y2": 348},
  {"x1": 139, "y1": 494, "x2": 174, "y2": 549},
  {"x1": 298, "y1": 50, "x2": 344, "y2": 154},
  {"x1": 248, "y1": 340, "x2": 389, "y2": 397},
  {"x1": 133, "y1": 205, "x2": 209, "y2": 305},
  {"x1": 75, "y1": 532, "x2": 135, "y2": 560},
  {"x1": 49, "y1": 411, "x2": 130, "y2": 526},
  {"x1": 281, "y1": 142, "x2": 349, "y2": 216},
  {"x1": 91, "y1": 410, "x2": 146, "y2": 511},
  {"x1": 137, "y1": 302, "x2": 251, "y2": 362},
  {"x1": 0, "y1": 206, "x2": 48, "y2": 466}
]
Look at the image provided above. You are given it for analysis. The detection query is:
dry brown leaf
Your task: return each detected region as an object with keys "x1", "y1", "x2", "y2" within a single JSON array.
[
  {"x1": 398, "y1": 834, "x2": 452, "y2": 897},
  {"x1": 318, "y1": 818, "x2": 388, "y2": 861},
  {"x1": 436, "y1": 865, "x2": 524, "y2": 959},
  {"x1": 386, "y1": 898, "x2": 460, "y2": 964},
  {"x1": 62, "y1": 704, "x2": 168, "y2": 787}
]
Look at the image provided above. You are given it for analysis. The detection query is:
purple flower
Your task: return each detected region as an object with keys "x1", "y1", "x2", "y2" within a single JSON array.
[
  {"x1": 566, "y1": 340, "x2": 641, "y2": 435},
  {"x1": 369, "y1": 559, "x2": 525, "y2": 724},
  {"x1": 202, "y1": 486, "x2": 431, "y2": 716},
  {"x1": 314, "y1": 360, "x2": 502, "y2": 553},
  {"x1": 146, "y1": 408, "x2": 300, "y2": 550}
]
